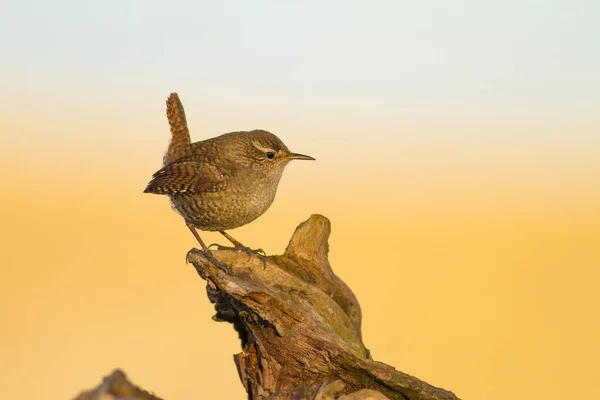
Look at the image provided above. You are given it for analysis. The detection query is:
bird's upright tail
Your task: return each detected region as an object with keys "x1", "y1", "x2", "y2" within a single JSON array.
[{"x1": 163, "y1": 93, "x2": 192, "y2": 165}]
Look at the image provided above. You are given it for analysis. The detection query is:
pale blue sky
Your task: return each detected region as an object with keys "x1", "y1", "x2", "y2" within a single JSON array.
[
  {"x1": 2, "y1": 1, "x2": 599, "y2": 112},
  {"x1": 1, "y1": 0, "x2": 599, "y2": 181}
]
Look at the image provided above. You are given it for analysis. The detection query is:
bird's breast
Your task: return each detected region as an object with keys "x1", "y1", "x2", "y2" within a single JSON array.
[{"x1": 169, "y1": 173, "x2": 281, "y2": 231}]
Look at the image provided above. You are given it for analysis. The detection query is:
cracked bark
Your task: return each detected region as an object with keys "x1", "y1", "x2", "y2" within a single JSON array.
[{"x1": 72, "y1": 214, "x2": 460, "y2": 400}]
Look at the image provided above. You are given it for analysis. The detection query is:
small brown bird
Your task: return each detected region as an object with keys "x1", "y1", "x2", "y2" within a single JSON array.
[{"x1": 144, "y1": 93, "x2": 314, "y2": 264}]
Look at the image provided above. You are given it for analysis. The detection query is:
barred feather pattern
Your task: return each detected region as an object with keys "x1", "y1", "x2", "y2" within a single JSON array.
[
  {"x1": 163, "y1": 93, "x2": 192, "y2": 165},
  {"x1": 143, "y1": 160, "x2": 226, "y2": 195}
]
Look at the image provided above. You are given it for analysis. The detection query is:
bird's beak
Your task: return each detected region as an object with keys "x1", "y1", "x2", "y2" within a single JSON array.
[{"x1": 287, "y1": 153, "x2": 315, "y2": 161}]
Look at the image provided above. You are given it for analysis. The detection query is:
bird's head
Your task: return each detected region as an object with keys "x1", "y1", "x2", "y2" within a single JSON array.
[{"x1": 239, "y1": 130, "x2": 315, "y2": 173}]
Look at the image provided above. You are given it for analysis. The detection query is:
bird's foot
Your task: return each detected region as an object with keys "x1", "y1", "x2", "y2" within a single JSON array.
[
  {"x1": 209, "y1": 243, "x2": 267, "y2": 267},
  {"x1": 186, "y1": 248, "x2": 231, "y2": 272}
]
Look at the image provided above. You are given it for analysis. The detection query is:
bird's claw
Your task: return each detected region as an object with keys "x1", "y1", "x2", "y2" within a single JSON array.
[
  {"x1": 185, "y1": 248, "x2": 205, "y2": 264},
  {"x1": 208, "y1": 243, "x2": 267, "y2": 266},
  {"x1": 186, "y1": 247, "x2": 231, "y2": 272}
]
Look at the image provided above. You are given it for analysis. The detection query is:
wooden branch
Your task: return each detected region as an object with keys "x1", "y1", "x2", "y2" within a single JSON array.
[
  {"x1": 73, "y1": 215, "x2": 460, "y2": 400},
  {"x1": 187, "y1": 214, "x2": 460, "y2": 400}
]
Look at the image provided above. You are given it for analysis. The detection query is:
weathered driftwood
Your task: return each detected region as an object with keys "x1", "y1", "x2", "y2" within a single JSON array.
[
  {"x1": 73, "y1": 369, "x2": 163, "y2": 400},
  {"x1": 187, "y1": 214, "x2": 459, "y2": 400},
  {"x1": 73, "y1": 214, "x2": 459, "y2": 400}
]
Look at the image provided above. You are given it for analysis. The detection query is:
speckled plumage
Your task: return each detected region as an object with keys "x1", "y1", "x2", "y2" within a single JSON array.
[{"x1": 144, "y1": 93, "x2": 314, "y2": 254}]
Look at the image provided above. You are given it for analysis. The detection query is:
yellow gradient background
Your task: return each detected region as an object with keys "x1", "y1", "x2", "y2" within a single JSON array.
[{"x1": 1, "y1": 2, "x2": 599, "y2": 399}]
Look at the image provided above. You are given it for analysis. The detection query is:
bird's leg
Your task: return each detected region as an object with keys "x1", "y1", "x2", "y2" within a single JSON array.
[
  {"x1": 210, "y1": 230, "x2": 267, "y2": 265},
  {"x1": 186, "y1": 222, "x2": 229, "y2": 270},
  {"x1": 220, "y1": 231, "x2": 247, "y2": 248},
  {"x1": 218, "y1": 231, "x2": 266, "y2": 255}
]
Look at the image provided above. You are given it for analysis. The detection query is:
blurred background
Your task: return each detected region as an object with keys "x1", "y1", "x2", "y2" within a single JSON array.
[{"x1": 1, "y1": 1, "x2": 598, "y2": 399}]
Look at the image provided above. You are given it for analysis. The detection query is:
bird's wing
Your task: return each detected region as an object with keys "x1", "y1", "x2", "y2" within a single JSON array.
[{"x1": 143, "y1": 160, "x2": 226, "y2": 195}]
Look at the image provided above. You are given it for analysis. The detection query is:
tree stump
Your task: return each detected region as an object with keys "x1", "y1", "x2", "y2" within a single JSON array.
[
  {"x1": 186, "y1": 214, "x2": 459, "y2": 400},
  {"x1": 73, "y1": 214, "x2": 459, "y2": 400}
]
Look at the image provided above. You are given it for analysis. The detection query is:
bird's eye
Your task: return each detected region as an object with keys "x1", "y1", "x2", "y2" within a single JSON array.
[{"x1": 266, "y1": 152, "x2": 275, "y2": 159}]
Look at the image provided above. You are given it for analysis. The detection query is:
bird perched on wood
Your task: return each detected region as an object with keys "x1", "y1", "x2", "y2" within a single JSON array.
[{"x1": 144, "y1": 93, "x2": 314, "y2": 265}]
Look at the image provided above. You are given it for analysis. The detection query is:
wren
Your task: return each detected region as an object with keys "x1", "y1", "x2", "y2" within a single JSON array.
[{"x1": 144, "y1": 93, "x2": 314, "y2": 265}]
